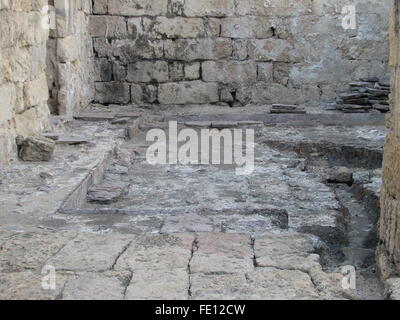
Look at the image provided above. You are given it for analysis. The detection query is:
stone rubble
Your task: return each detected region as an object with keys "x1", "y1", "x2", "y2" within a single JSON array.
[{"x1": 336, "y1": 78, "x2": 391, "y2": 113}]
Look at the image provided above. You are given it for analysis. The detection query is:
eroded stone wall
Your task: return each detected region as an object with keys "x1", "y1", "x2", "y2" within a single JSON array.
[
  {"x1": 47, "y1": 0, "x2": 94, "y2": 118},
  {"x1": 0, "y1": 0, "x2": 51, "y2": 165},
  {"x1": 378, "y1": 0, "x2": 400, "y2": 280},
  {"x1": 90, "y1": 0, "x2": 391, "y2": 107}
]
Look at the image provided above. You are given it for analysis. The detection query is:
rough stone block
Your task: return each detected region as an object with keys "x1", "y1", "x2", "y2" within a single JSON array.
[
  {"x1": 158, "y1": 81, "x2": 219, "y2": 104},
  {"x1": 184, "y1": 0, "x2": 235, "y2": 17},
  {"x1": 19, "y1": 135, "x2": 55, "y2": 162},
  {"x1": 249, "y1": 39, "x2": 296, "y2": 62},
  {"x1": 164, "y1": 38, "x2": 232, "y2": 61},
  {"x1": 127, "y1": 61, "x2": 169, "y2": 83},
  {"x1": 89, "y1": 15, "x2": 127, "y2": 38},
  {"x1": 202, "y1": 61, "x2": 257, "y2": 84},
  {"x1": 108, "y1": 0, "x2": 168, "y2": 16},
  {"x1": 220, "y1": 16, "x2": 275, "y2": 38},
  {"x1": 94, "y1": 82, "x2": 130, "y2": 104},
  {"x1": 143, "y1": 17, "x2": 205, "y2": 39}
]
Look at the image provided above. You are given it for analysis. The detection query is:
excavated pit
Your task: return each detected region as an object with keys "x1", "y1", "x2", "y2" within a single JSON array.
[{"x1": 56, "y1": 120, "x2": 387, "y2": 300}]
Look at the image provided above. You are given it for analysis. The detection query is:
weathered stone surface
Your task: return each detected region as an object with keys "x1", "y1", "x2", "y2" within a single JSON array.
[
  {"x1": 143, "y1": 17, "x2": 205, "y2": 39},
  {"x1": 19, "y1": 135, "x2": 56, "y2": 162},
  {"x1": 161, "y1": 213, "x2": 221, "y2": 233},
  {"x1": 62, "y1": 272, "x2": 126, "y2": 300},
  {"x1": 108, "y1": 0, "x2": 169, "y2": 16},
  {"x1": 249, "y1": 39, "x2": 296, "y2": 62},
  {"x1": 47, "y1": 233, "x2": 133, "y2": 272},
  {"x1": 184, "y1": 0, "x2": 235, "y2": 17},
  {"x1": 125, "y1": 268, "x2": 189, "y2": 300},
  {"x1": 115, "y1": 233, "x2": 195, "y2": 271},
  {"x1": 89, "y1": 16, "x2": 127, "y2": 38},
  {"x1": 94, "y1": 82, "x2": 131, "y2": 104},
  {"x1": 158, "y1": 81, "x2": 219, "y2": 104},
  {"x1": 0, "y1": 231, "x2": 76, "y2": 272},
  {"x1": 127, "y1": 61, "x2": 169, "y2": 83},
  {"x1": 246, "y1": 268, "x2": 320, "y2": 300},
  {"x1": 87, "y1": 183, "x2": 127, "y2": 204},
  {"x1": 254, "y1": 233, "x2": 321, "y2": 272},
  {"x1": 0, "y1": 271, "x2": 66, "y2": 300},
  {"x1": 202, "y1": 61, "x2": 257, "y2": 84},
  {"x1": 164, "y1": 38, "x2": 232, "y2": 61},
  {"x1": 190, "y1": 233, "x2": 253, "y2": 274}
]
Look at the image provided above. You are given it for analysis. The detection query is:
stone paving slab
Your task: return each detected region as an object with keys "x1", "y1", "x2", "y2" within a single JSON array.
[
  {"x1": 0, "y1": 231, "x2": 77, "y2": 272},
  {"x1": 246, "y1": 268, "x2": 320, "y2": 300},
  {"x1": 190, "y1": 233, "x2": 254, "y2": 274},
  {"x1": 190, "y1": 273, "x2": 252, "y2": 300},
  {"x1": 0, "y1": 271, "x2": 68, "y2": 300},
  {"x1": 0, "y1": 231, "x2": 354, "y2": 300},
  {"x1": 62, "y1": 271, "x2": 129, "y2": 300},
  {"x1": 254, "y1": 233, "x2": 322, "y2": 272},
  {"x1": 115, "y1": 233, "x2": 195, "y2": 271},
  {"x1": 126, "y1": 268, "x2": 189, "y2": 300},
  {"x1": 47, "y1": 233, "x2": 133, "y2": 272}
]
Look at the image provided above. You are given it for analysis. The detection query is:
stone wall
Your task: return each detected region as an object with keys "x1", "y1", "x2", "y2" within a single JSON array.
[
  {"x1": 90, "y1": 0, "x2": 391, "y2": 107},
  {"x1": 47, "y1": 0, "x2": 94, "y2": 118},
  {"x1": 0, "y1": 0, "x2": 51, "y2": 165},
  {"x1": 378, "y1": 0, "x2": 400, "y2": 280}
]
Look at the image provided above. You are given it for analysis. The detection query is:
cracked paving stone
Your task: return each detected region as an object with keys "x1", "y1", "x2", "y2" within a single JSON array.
[
  {"x1": 0, "y1": 231, "x2": 77, "y2": 272},
  {"x1": 125, "y1": 268, "x2": 189, "y2": 300},
  {"x1": 190, "y1": 233, "x2": 254, "y2": 274},
  {"x1": 246, "y1": 268, "x2": 320, "y2": 300},
  {"x1": 190, "y1": 273, "x2": 254, "y2": 300},
  {"x1": 114, "y1": 233, "x2": 195, "y2": 271},
  {"x1": 160, "y1": 213, "x2": 221, "y2": 233},
  {"x1": 0, "y1": 271, "x2": 68, "y2": 300},
  {"x1": 47, "y1": 233, "x2": 133, "y2": 272},
  {"x1": 62, "y1": 272, "x2": 129, "y2": 300},
  {"x1": 254, "y1": 232, "x2": 322, "y2": 272}
]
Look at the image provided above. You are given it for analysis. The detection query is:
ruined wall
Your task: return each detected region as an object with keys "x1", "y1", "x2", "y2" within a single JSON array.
[
  {"x1": 378, "y1": 0, "x2": 400, "y2": 280},
  {"x1": 0, "y1": 0, "x2": 51, "y2": 165},
  {"x1": 47, "y1": 0, "x2": 94, "y2": 118},
  {"x1": 90, "y1": 0, "x2": 390, "y2": 107}
]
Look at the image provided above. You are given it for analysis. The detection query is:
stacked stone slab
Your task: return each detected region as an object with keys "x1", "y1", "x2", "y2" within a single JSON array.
[
  {"x1": 336, "y1": 78, "x2": 391, "y2": 113},
  {"x1": 90, "y1": 0, "x2": 391, "y2": 107},
  {"x1": 0, "y1": 0, "x2": 51, "y2": 164}
]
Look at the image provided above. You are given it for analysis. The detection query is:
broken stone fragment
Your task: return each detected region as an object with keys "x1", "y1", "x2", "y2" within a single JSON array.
[
  {"x1": 87, "y1": 183, "x2": 128, "y2": 204},
  {"x1": 373, "y1": 104, "x2": 390, "y2": 113},
  {"x1": 18, "y1": 136, "x2": 56, "y2": 162},
  {"x1": 327, "y1": 167, "x2": 353, "y2": 184},
  {"x1": 360, "y1": 77, "x2": 379, "y2": 83}
]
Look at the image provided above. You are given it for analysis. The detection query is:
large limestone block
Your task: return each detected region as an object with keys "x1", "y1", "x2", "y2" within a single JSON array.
[
  {"x1": 0, "y1": 232, "x2": 76, "y2": 272},
  {"x1": 23, "y1": 73, "x2": 49, "y2": 108},
  {"x1": 143, "y1": 16, "x2": 205, "y2": 39},
  {"x1": 108, "y1": 0, "x2": 168, "y2": 16},
  {"x1": 0, "y1": 82, "x2": 16, "y2": 124},
  {"x1": 220, "y1": 16, "x2": 275, "y2": 38},
  {"x1": 184, "y1": 0, "x2": 235, "y2": 17},
  {"x1": 164, "y1": 38, "x2": 232, "y2": 61},
  {"x1": 57, "y1": 35, "x2": 81, "y2": 62},
  {"x1": 125, "y1": 268, "x2": 189, "y2": 300},
  {"x1": 249, "y1": 39, "x2": 296, "y2": 62},
  {"x1": 19, "y1": 135, "x2": 56, "y2": 162},
  {"x1": 115, "y1": 233, "x2": 195, "y2": 271},
  {"x1": 127, "y1": 61, "x2": 169, "y2": 83},
  {"x1": 47, "y1": 233, "x2": 134, "y2": 272},
  {"x1": 202, "y1": 61, "x2": 257, "y2": 84},
  {"x1": 237, "y1": 0, "x2": 313, "y2": 16},
  {"x1": 113, "y1": 39, "x2": 164, "y2": 62},
  {"x1": 158, "y1": 81, "x2": 219, "y2": 104},
  {"x1": 89, "y1": 15, "x2": 127, "y2": 38},
  {"x1": 94, "y1": 82, "x2": 131, "y2": 104},
  {"x1": 190, "y1": 233, "x2": 254, "y2": 274}
]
